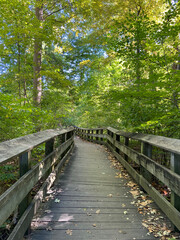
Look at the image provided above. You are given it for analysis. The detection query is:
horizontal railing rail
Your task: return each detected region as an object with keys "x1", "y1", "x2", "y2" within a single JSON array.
[
  {"x1": 75, "y1": 126, "x2": 180, "y2": 231},
  {"x1": 0, "y1": 127, "x2": 74, "y2": 240},
  {"x1": 75, "y1": 127, "x2": 106, "y2": 144}
]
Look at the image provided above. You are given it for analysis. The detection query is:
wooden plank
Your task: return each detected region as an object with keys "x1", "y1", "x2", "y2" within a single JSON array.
[
  {"x1": 31, "y1": 138, "x2": 160, "y2": 240},
  {"x1": 107, "y1": 142, "x2": 180, "y2": 231},
  {"x1": 31, "y1": 229, "x2": 156, "y2": 240},
  {"x1": 34, "y1": 213, "x2": 144, "y2": 223},
  {"x1": 107, "y1": 135, "x2": 140, "y2": 164},
  {"x1": 7, "y1": 143, "x2": 74, "y2": 240},
  {"x1": 107, "y1": 127, "x2": 180, "y2": 155},
  {"x1": 107, "y1": 135, "x2": 180, "y2": 197},
  {"x1": 76, "y1": 127, "x2": 105, "y2": 131},
  {"x1": 0, "y1": 127, "x2": 74, "y2": 164},
  {"x1": 31, "y1": 221, "x2": 144, "y2": 230},
  {"x1": 0, "y1": 138, "x2": 73, "y2": 226},
  {"x1": 80, "y1": 133, "x2": 106, "y2": 139},
  {"x1": 19, "y1": 151, "x2": 32, "y2": 217}
]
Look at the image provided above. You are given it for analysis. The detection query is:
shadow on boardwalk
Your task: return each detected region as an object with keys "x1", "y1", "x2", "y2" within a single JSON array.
[{"x1": 30, "y1": 137, "x2": 174, "y2": 240}]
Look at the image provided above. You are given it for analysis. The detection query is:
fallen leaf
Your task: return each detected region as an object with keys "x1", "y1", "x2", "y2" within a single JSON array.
[
  {"x1": 130, "y1": 190, "x2": 139, "y2": 198},
  {"x1": 124, "y1": 211, "x2": 128, "y2": 215},
  {"x1": 46, "y1": 227, "x2": 52, "y2": 231},
  {"x1": 107, "y1": 194, "x2": 113, "y2": 197},
  {"x1": 92, "y1": 224, "x2": 97, "y2": 227},
  {"x1": 127, "y1": 181, "x2": 136, "y2": 188},
  {"x1": 45, "y1": 210, "x2": 51, "y2": 213},
  {"x1": 54, "y1": 198, "x2": 60, "y2": 203},
  {"x1": 115, "y1": 173, "x2": 123, "y2": 178},
  {"x1": 66, "y1": 229, "x2": 72, "y2": 236},
  {"x1": 122, "y1": 204, "x2": 126, "y2": 208},
  {"x1": 96, "y1": 209, "x2": 100, "y2": 214},
  {"x1": 140, "y1": 200, "x2": 152, "y2": 206},
  {"x1": 119, "y1": 230, "x2": 127, "y2": 234}
]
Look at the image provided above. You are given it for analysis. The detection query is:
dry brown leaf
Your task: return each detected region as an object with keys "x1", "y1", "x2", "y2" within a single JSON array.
[
  {"x1": 46, "y1": 227, "x2": 52, "y2": 231},
  {"x1": 127, "y1": 181, "x2": 136, "y2": 188},
  {"x1": 107, "y1": 194, "x2": 113, "y2": 197},
  {"x1": 115, "y1": 173, "x2": 123, "y2": 178},
  {"x1": 66, "y1": 229, "x2": 72, "y2": 236},
  {"x1": 130, "y1": 190, "x2": 139, "y2": 196},
  {"x1": 92, "y1": 224, "x2": 97, "y2": 227},
  {"x1": 140, "y1": 200, "x2": 153, "y2": 206},
  {"x1": 96, "y1": 209, "x2": 101, "y2": 214}
]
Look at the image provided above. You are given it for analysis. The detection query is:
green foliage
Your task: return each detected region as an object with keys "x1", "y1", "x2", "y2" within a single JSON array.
[
  {"x1": 0, "y1": 164, "x2": 18, "y2": 183},
  {"x1": 0, "y1": 0, "x2": 179, "y2": 140}
]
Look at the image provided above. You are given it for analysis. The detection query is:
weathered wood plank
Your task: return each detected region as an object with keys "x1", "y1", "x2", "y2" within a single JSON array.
[
  {"x1": 7, "y1": 142, "x2": 74, "y2": 240},
  {"x1": 0, "y1": 127, "x2": 74, "y2": 164},
  {"x1": 30, "y1": 229, "x2": 156, "y2": 240},
  {"x1": 0, "y1": 138, "x2": 73, "y2": 226},
  {"x1": 31, "y1": 138, "x2": 163, "y2": 239},
  {"x1": 31, "y1": 221, "x2": 144, "y2": 230},
  {"x1": 107, "y1": 134, "x2": 180, "y2": 197},
  {"x1": 107, "y1": 142, "x2": 180, "y2": 231},
  {"x1": 107, "y1": 127, "x2": 180, "y2": 155}
]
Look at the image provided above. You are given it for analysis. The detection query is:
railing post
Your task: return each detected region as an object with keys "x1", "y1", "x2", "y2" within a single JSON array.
[
  {"x1": 45, "y1": 138, "x2": 54, "y2": 156},
  {"x1": 96, "y1": 129, "x2": 99, "y2": 142},
  {"x1": 100, "y1": 129, "x2": 103, "y2": 142},
  {"x1": 141, "y1": 142, "x2": 152, "y2": 183},
  {"x1": 116, "y1": 134, "x2": 120, "y2": 154},
  {"x1": 91, "y1": 130, "x2": 93, "y2": 141},
  {"x1": 170, "y1": 153, "x2": 180, "y2": 224},
  {"x1": 62, "y1": 133, "x2": 67, "y2": 143},
  {"x1": 87, "y1": 130, "x2": 90, "y2": 141},
  {"x1": 124, "y1": 137, "x2": 129, "y2": 161},
  {"x1": 19, "y1": 151, "x2": 31, "y2": 234},
  {"x1": 85, "y1": 130, "x2": 88, "y2": 140},
  {"x1": 45, "y1": 137, "x2": 55, "y2": 174}
]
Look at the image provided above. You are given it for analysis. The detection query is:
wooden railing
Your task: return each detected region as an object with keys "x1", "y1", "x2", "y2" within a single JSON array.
[
  {"x1": 75, "y1": 126, "x2": 180, "y2": 231},
  {"x1": 0, "y1": 127, "x2": 74, "y2": 240}
]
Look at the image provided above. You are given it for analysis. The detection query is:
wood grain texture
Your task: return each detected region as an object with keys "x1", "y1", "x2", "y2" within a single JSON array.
[
  {"x1": 0, "y1": 138, "x2": 73, "y2": 226},
  {"x1": 107, "y1": 127, "x2": 180, "y2": 154},
  {"x1": 107, "y1": 142, "x2": 180, "y2": 231},
  {"x1": 107, "y1": 134, "x2": 180, "y2": 197},
  {"x1": 0, "y1": 127, "x2": 74, "y2": 164},
  {"x1": 31, "y1": 138, "x2": 158, "y2": 240}
]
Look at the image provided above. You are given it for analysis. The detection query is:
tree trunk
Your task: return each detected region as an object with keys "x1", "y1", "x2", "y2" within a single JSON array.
[
  {"x1": 17, "y1": 40, "x2": 21, "y2": 101},
  {"x1": 33, "y1": 0, "x2": 43, "y2": 106}
]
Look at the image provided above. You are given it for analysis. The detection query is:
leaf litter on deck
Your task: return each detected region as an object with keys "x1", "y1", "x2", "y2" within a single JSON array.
[{"x1": 105, "y1": 147, "x2": 180, "y2": 240}]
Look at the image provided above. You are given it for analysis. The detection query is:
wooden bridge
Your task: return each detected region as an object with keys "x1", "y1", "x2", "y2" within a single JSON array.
[{"x1": 0, "y1": 127, "x2": 180, "y2": 240}]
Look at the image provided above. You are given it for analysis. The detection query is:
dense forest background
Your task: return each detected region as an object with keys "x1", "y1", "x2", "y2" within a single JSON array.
[{"x1": 0, "y1": 0, "x2": 179, "y2": 142}]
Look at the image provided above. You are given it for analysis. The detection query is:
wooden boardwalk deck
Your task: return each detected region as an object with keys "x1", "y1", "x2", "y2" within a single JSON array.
[{"x1": 30, "y1": 138, "x2": 164, "y2": 240}]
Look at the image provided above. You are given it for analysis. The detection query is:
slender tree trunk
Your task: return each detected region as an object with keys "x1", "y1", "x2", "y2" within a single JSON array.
[
  {"x1": 136, "y1": 8, "x2": 141, "y2": 89},
  {"x1": 23, "y1": 78, "x2": 27, "y2": 105},
  {"x1": 33, "y1": 0, "x2": 43, "y2": 106},
  {"x1": 17, "y1": 40, "x2": 21, "y2": 101}
]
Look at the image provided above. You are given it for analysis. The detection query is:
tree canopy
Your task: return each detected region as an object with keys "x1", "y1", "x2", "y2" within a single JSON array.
[{"x1": 0, "y1": 0, "x2": 179, "y2": 141}]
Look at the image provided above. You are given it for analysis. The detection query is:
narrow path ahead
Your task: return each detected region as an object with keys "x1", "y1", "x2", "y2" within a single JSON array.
[{"x1": 31, "y1": 138, "x2": 159, "y2": 240}]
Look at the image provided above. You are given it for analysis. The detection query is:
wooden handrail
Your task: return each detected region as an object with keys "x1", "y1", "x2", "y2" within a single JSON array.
[
  {"x1": 75, "y1": 126, "x2": 180, "y2": 230},
  {"x1": 0, "y1": 127, "x2": 75, "y2": 239},
  {"x1": 0, "y1": 127, "x2": 74, "y2": 164},
  {"x1": 107, "y1": 127, "x2": 180, "y2": 155}
]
